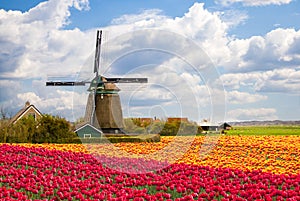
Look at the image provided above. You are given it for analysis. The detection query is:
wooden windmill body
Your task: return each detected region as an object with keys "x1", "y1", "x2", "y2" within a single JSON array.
[
  {"x1": 46, "y1": 30, "x2": 147, "y2": 134},
  {"x1": 84, "y1": 76, "x2": 125, "y2": 134}
]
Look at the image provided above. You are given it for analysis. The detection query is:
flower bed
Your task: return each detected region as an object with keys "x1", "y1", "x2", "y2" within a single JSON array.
[
  {"x1": 14, "y1": 135, "x2": 300, "y2": 174},
  {"x1": 1, "y1": 137, "x2": 300, "y2": 200}
]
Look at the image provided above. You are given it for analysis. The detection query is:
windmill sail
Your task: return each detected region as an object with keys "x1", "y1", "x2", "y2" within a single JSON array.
[
  {"x1": 83, "y1": 92, "x2": 99, "y2": 128},
  {"x1": 83, "y1": 93, "x2": 93, "y2": 124},
  {"x1": 94, "y1": 30, "x2": 102, "y2": 77},
  {"x1": 46, "y1": 81, "x2": 86, "y2": 86},
  {"x1": 105, "y1": 78, "x2": 148, "y2": 83}
]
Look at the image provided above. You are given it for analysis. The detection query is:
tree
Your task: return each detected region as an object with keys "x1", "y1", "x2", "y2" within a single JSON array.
[
  {"x1": 133, "y1": 127, "x2": 146, "y2": 134},
  {"x1": 1, "y1": 115, "x2": 37, "y2": 143},
  {"x1": 149, "y1": 120, "x2": 200, "y2": 136},
  {"x1": 178, "y1": 122, "x2": 198, "y2": 135},
  {"x1": 0, "y1": 106, "x2": 11, "y2": 119},
  {"x1": 0, "y1": 118, "x2": 10, "y2": 142},
  {"x1": 148, "y1": 121, "x2": 164, "y2": 134},
  {"x1": 17, "y1": 115, "x2": 36, "y2": 142},
  {"x1": 0, "y1": 114, "x2": 77, "y2": 143},
  {"x1": 124, "y1": 118, "x2": 137, "y2": 133},
  {"x1": 131, "y1": 118, "x2": 142, "y2": 127},
  {"x1": 33, "y1": 115, "x2": 76, "y2": 143},
  {"x1": 160, "y1": 122, "x2": 179, "y2": 136}
]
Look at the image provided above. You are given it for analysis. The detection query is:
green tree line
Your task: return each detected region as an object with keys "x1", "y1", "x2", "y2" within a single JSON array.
[
  {"x1": 124, "y1": 118, "x2": 203, "y2": 136},
  {"x1": 0, "y1": 115, "x2": 77, "y2": 143},
  {"x1": 0, "y1": 115, "x2": 204, "y2": 143}
]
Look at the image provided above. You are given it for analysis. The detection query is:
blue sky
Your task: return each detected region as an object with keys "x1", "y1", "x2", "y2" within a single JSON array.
[{"x1": 0, "y1": 0, "x2": 300, "y2": 122}]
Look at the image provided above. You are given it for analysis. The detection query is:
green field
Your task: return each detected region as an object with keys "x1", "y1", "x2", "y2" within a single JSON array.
[{"x1": 226, "y1": 125, "x2": 300, "y2": 135}]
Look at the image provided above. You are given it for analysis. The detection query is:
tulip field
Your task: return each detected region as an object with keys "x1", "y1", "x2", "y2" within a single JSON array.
[{"x1": 1, "y1": 135, "x2": 300, "y2": 200}]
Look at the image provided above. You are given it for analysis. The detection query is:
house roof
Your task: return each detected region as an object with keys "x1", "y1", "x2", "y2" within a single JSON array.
[
  {"x1": 220, "y1": 122, "x2": 231, "y2": 127},
  {"x1": 74, "y1": 123, "x2": 103, "y2": 133},
  {"x1": 10, "y1": 102, "x2": 42, "y2": 124},
  {"x1": 199, "y1": 122, "x2": 231, "y2": 127}
]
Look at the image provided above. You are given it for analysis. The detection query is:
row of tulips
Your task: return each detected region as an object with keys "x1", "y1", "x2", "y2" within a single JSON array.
[
  {"x1": 1, "y1": 144, "x2": 300, "y2": 200},
  {"x1": 16, "y1": 135, "x2": 300, "y2": 174}
]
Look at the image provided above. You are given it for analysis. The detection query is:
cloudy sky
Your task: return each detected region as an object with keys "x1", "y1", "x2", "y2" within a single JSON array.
[{"x1": 0, "y1": 0, "x2": 300, "y2": 123}]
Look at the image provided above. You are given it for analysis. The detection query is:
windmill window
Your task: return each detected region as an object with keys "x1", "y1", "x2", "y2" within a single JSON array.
[{"x1": 84, "y1": 134, "x2": 92, "y2": 138}]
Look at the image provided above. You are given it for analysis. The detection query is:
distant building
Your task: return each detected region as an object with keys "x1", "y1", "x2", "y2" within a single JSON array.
[
  {"x1": 219, "y1": 122, "x2": 232, "y2": 130},
  {"x1": 199, "y1": 122, "x2": 219, "y2": 132},
  {"x1": 75, "y1": 123, "x2": 103, "y2": 138},
  {"x1": 199, "y1": 122, "x2": 232, "y2": 132},
  {"x1": 138, "y1": 118, "x2": 154, "y2": 126},
  {"x1": 167, "y1": 117, "x2": 188, "y2": 124},
  {"x1": 10, "y1": 101, "x2": 42, "y2": 124}
]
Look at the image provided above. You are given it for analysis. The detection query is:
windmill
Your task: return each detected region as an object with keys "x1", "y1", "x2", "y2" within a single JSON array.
[{"x1": 46, "y1": 30, "x2": 148, "y2": 134}]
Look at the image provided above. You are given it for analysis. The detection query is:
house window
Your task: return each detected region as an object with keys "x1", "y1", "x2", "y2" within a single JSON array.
[
  {"x1": 29, "y1": 113, "x2": 36, "y2": 120},
  {"x1": 84, "y1": 134, "x2": 92, "y2": 138}
]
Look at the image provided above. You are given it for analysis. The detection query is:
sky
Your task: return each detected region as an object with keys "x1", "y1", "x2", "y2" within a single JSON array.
[{"x1": 0, "y1": 0, "x2": 300, "y2": 123}]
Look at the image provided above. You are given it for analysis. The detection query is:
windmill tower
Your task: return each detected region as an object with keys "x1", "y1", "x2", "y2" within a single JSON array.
[{"x1": 46, "y1": 30, "x2": 147, "y2": 134}]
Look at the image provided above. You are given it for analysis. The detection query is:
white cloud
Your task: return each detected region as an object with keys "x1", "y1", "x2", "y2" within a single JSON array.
[
  {"x1": 215, "y1": 0, "x2": 292, "y2": 6},
  {"x1": 16, "y1": 89, "x2": 88, "y2": 120},
  {"x1": 227, "y1": 91, "x2": 267, "y2": 104},
  {"x1": 0, "y1": 0, "x2": 93, "y2": 79},
  {"x1": 106, "y1": 3, "x2": 231, "y2": 67},
  {"x1": 221, "y1": 68, "x2": 300, "y2": 94},
  {"x1": 227, "y1": 108, "x2": 278, "y2": 121},
  {"x1": 118, "y1": 67, "x2": 216, "y2": 121},
  {"x1": 217, "y1": 9, "x2": 248, "y2": 28},
  {"x1": 0, "y1": 80, "x2": 22, "y2": 107},
  {"x1": 100, "y1": 17, "x2": 227, "y2": 121},
  {"x1": 111, "y1": 9, "x2": 166, "y2": 26},
  {"x1": 73, "y1": 0, "x2": 89, "y2": 11},
  {"x1": 17, "y1": 92, "x2": 42, "y2": 105},
  {"x1": 225, "y1": 28, "x2": 300, "y2": 72}
]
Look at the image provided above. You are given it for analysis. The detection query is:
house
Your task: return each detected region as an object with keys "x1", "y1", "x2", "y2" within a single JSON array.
[
  {"x1": 10, "y1": 101, "x2": 42, "y2": 124},
  {"x1": 219, "y1": 122, "x2": 232, "y2": 130},
  {"x1": 75, "y1": 123, "x2": 103, "y2": 138},
  {"x1": 199, "y1": 122, "x2": 219, "y2": 132}
]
